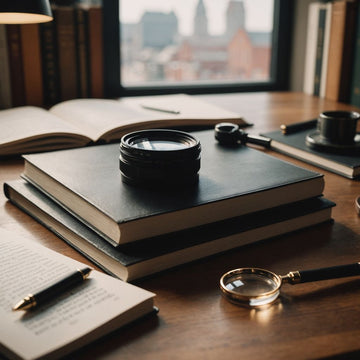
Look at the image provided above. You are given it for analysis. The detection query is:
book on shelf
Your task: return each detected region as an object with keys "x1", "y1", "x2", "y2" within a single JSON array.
[
  {"x1": 0, "y1": 2, "x2": 104, "y2": 108},
  {"x1": 313, "y1": 5, "x2": 326, "y2": 96},
  {"x1": 0, "y1": 25, "x2": 12, "y2": 109},
  {"x1": 39, "y1": 20, "x2": 61, "y2": 106},
  {"x1": 20, "y1": 24, "x2": 44, "y2": 106},
  {"x1": 54, "y1": 5, "x2": 79, "y2": 101},
  {"x1": 75, "y1": 5, "x2": 91, "y2": 98},
  {"x1": 319, "y1": 2, "x2": 332, "y2": 98},
  {"x1": 0, "y1": 227, "x2": 156, "y2": 360},
  {"x1": 324, "y1": 0, "x2": 357, "y2": 102},
  {"x1": 262, "y1": 125, "x2": 360, "y2": 179},
  {"x1": 303, "y1": 2, "x2": 332, "y2": 97},
  {"x1": 350, "y1": 2, "x2": 360, "y2": 107},
  {"x1": 6, "y1": 25, "x2": 25, "y2": 107},
  {"x1": 303, "y1": 2, "x2": 322, "y2": 95},
  {"x1": 0, "y1": 94, "x2": 247, "y2": 156},
  {"x1": 4, "y1": 179, "x2": 335, "y2": 282},
  {"x1": 88, "y1": 4, "x2": 104, "y2": 98},
  {"x1": 21, "y1": 129, "x2": 325, "y2": 246}
]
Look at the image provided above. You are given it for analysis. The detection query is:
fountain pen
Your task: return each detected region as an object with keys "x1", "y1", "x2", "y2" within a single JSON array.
[{"x1": 12, "y1": 267, "x2": 92, "y2": 311}]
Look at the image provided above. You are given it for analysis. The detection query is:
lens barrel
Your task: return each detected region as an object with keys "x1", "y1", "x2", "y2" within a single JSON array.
[{"x1": 119, "y1": 129, "x2": 201, "y2": 188}]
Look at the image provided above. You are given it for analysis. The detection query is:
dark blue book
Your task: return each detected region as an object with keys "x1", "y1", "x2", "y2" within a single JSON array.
[{"x1": 4, "y1": 179, "x2": 334, "y2": 282}]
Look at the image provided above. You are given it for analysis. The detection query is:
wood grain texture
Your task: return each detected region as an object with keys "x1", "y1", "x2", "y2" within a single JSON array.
[{"x1": 1, "y1": 92, "x2": 360, "y2": 359}]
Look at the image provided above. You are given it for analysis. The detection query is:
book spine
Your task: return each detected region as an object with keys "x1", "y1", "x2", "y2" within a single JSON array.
[
  {"x1": 303, "y1": 3, "x2": 320, "y2": 95},
  {"x1": 0, "y1": 25, "x2": 12, "y2": 109},
  {"x1": 20, "y1": 24, "x2": 44, "y2": 106},
  {"x1": 313, "y1": 7, "x2": 326, "y2": 96},
  {"x1": 54, "y1": 6, "x2": 79, "y2": 101},
  {"x1": 75, "y1": 6, "x2": 91, "y2": 98},
  {"x1": 350, "y1": 3, "x2": 360, "y2": 107},
  {"x1": 40, "y1": 20, "x2": 61, "y2": 107},
  {"x1": 338, "y1": 1, "x2": 357, "y2": 103},
  {"x1": 319, "y1": 3, "x2": 332, "y2": 98},
  {"x1": 88, "y1": 6, "x2": 104, "y2": 98},
  {"x1": 325, "y1": 0, "x2": 357, "y2": 102},
  {"x1": 6, "y1": 25, "x2": 25, "y2": 107}
]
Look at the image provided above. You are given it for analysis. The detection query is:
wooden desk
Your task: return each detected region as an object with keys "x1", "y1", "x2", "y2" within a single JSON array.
[{"x1": 1, "y1": 92, "x2": 360, "y2": 359}]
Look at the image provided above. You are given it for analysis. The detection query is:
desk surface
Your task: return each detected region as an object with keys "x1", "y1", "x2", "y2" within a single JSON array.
[{"x1": 1, "y1": 92, "x2": 360, "y2": 360}]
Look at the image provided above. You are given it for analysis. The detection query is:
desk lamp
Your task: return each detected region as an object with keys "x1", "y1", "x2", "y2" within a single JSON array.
[{"x1": 0, "y1": 1, "x2": 53, "y2": 24}]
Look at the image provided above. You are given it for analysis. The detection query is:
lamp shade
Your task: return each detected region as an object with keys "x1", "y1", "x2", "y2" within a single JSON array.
[{"x1": 0, "y1": 0, "x2": 53, "y2": 24}]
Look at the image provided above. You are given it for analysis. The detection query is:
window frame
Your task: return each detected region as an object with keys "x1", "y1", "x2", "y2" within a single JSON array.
[{"x1": 103, "y1": 0, "x2": 294, "y2": 98}]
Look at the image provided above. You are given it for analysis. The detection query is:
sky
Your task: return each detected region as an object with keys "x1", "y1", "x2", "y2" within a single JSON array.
[{"x1": 120, "y1": 0, "x2": 274, "y2": 35}]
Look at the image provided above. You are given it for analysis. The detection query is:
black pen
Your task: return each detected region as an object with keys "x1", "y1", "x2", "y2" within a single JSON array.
[
  {"x1": 141, "y1": 104, "x2": 181, "y2": 115},
  {"x1": 12, "y1": 267, "x2": 92, "y2": 311},
  {"x1": 280, "y1": 118, "x2": 318, "y2": 134}
]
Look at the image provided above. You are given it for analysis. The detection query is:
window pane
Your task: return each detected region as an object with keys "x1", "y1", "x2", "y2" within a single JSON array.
[{"x1": 120, "y1": 0, "x2": 274, "y2": 87}]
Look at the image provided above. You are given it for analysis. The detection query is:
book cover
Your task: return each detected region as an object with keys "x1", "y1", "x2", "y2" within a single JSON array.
[
  {"x1": 0, "y1": 228, "x2": 155, "y2": 360},
  {"x1": 4, "y1": 179, "x2": 335, "y2": 282},
  {"x1": 262, "y1": 127, "x2": 360, "y2": 179},
  {"x1": 22, "y1": 129, "x2": 325, "y2": 245}
]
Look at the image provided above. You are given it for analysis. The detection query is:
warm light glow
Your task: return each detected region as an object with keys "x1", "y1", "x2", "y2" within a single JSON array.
[{"x1": 0, "y1": 13, "x2": 53, "y2": 24}]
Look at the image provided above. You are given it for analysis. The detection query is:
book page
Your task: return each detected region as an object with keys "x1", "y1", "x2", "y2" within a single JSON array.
[
  {"x1": 49, "y1": 94, "x2": 246, "y2": 142},
  {"x1": 0, "y1": 106, "x2": 88, "y2": 146},
  {"x1": 49, "y1": 98, "x2": 168, "y2": 141},
  {"x1": 121, "y1": 94, "x2": 244, "y2": 121},
  {"x1": 0, "y1": 228, "x2": 155, "y2": 360}
]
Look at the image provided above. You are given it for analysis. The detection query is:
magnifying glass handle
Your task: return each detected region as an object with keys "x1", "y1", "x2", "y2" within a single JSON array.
[
  {"x1": 282, "y1": 262, "x2": 360, "y2": 284},
  {"x1": 246, "y1": 134, "x2": 272, "y2": 148}
]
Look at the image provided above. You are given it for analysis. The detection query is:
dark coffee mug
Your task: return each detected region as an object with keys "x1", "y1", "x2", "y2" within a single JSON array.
[{"x1": 317, "y1": 111, "x2": 360, "y2": 145}]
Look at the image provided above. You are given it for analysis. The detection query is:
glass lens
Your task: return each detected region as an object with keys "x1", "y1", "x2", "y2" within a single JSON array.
[
  {"x1": 131, "y1": 138, "x2": 188, "y2": 151},
  {"x1": 224, "y1": 273, "x2": 278, "y2": 296},
  {"x1": 220, "y1": 268, "x2": 282, "y2": 307}
]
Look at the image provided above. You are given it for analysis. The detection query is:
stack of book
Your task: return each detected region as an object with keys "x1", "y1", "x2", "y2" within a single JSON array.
[
  {"x1": 0, "y1": 0, "x2": 103, "y2": 109},
  {"x1": 302, "y1": 0, "x2": 360, "y2": 105},
  {"x1": 4, "y1": 129, "x2": 335, "y2": 281}
]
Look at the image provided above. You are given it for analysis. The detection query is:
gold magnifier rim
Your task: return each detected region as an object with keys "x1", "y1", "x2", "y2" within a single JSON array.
[{"x1": 219, "y1": 267, "x2": 282, "y2": 305}]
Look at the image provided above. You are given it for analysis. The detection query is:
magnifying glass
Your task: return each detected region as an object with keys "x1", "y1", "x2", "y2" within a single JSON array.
[
  {"x1": 215, "y1": 122, "x2": 272, "y2": 148},
  {"x1": 220, "y1": 262, "x2": 360, "y2": 307}
]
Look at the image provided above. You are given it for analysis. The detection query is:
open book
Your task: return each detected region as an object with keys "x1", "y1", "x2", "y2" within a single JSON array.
[
  {"x1": 0, "y1": 228, "x2": 156, "y2": 360},
  {"x1": 0, "y1": 94, "x2": 247, "y2": 156}
]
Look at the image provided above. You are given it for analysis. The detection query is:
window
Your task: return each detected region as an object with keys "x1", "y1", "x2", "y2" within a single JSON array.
[{"x1": 103, "y1": 0, "x2": 293, "y2": 97}]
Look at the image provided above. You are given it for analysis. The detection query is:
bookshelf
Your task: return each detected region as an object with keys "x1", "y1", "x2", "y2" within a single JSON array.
[
  {"x1": 0, "y1": 1, "x2": 104, "y2": 109},
  {"x1": 291, "y1": 0, "x2": 360, "y2": 107}
]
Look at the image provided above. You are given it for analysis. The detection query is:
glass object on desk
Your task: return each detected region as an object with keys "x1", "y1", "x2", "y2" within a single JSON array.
[{"x1": 220, "y1": 262, "x2": 360, "y2": 307}]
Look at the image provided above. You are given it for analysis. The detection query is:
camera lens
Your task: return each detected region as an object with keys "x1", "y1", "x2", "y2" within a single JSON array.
[{"x1": 119, "y1": 129, "x2": 201, "y2": 188}]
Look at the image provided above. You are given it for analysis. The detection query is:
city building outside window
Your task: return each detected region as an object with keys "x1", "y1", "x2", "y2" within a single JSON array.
[{"x1": 120, "y1": 0, "x2": 274, "y2": 87}]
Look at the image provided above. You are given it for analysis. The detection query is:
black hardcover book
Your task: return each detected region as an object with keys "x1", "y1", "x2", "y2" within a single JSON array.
[
  {"x1": 4, "y1": 179, "x2": 334, "y2": 282},
  {"x1": 21, "y1": 130, "x2": 325, "y2": 246},
  {"x1": 263, "y1": 127, "x2": 360, "y2": 179}
]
